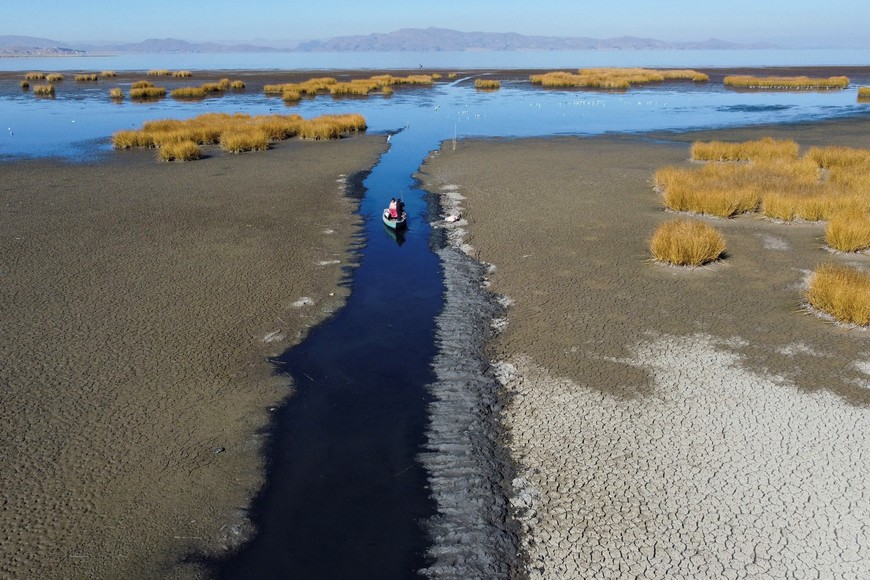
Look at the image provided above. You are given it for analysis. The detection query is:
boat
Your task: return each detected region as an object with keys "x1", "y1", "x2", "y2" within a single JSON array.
[{"x1": 382, "y1": 208, "x2": 407, "y2": 229}]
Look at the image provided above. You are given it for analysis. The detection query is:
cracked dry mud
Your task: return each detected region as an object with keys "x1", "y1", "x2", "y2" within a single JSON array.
[
  {"x1": 0, "y1": 137, "x2": 385, "y2": 578},
  {"x1": 418, "y1": 117, "x2": 870, "y2": 579}
]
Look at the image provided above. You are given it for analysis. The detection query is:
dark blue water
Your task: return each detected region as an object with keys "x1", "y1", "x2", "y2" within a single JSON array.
[{"x1": 215, "y1": 128, "x2": 444, "y2": 578}]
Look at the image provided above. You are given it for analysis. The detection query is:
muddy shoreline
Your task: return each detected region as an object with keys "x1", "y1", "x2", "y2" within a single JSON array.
[
  {"x1": 0, "y1": 136, "x2": 387, "y2": 578},
  {"x1": 418, "y1": 114, "x2": 869, "y2": 578}
]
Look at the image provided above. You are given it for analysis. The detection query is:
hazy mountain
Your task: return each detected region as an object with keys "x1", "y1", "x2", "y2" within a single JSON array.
[
  {"x1": 296, "y1": 28, "x2": 776, "y2": 51},
  {"x1": 0, "y1": 35, "x2": 85, "y2": 56},
  {"x1": 0, "y1": 29, "x2": 775, "y2": 57}
]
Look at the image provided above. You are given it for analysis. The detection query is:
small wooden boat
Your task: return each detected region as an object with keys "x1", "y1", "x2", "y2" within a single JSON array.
[{"x1": 382, "y1": 208, "x2": 407, "y2": 229}]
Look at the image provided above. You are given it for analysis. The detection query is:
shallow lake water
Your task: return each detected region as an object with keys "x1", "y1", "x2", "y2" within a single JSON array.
[{"x1": 3, "y1": 62, "x2": 870, "y2": 577}]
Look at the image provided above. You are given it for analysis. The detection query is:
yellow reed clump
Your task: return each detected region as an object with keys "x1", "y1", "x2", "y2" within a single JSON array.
[
  {"x1": 531, "y1": 68, "x2": 707, "y2": 89},
  {"x1": 649, "y1": 219, "x2": 726, "y2": 266},
  {"x1": 131, "y1": 80, "x2": 154, "y2": 89},
  {"x1": 159, "y1": 140, "x2": 201, "y2": 162},
  {"x1": 691, "y1": 137, "x2": 800, "y2": 162},
  {"x1": 113, "y1": 112, "x2": 366, "y2": 158},
  {"x1": 171, "y1": 86, "x2": 207, "y2": 99},
  {"x1": 656, "y1": 163, "x2": 762, "y2": 217},
  {"x1": 100, "y1": 70, "x2": 117, "y2": 78},
  {"x1": 147, "y1": 69, "x2": 171, "y2": 76},
  {"x1": 448, "y1": 72, "x2": 457, "y2": 79},
  {"x1": 724, "y1": 75, "x2": 849, "y2": 89},
  {"x1": 33, "y1": 84, "x2": 55, "y2": 96},
  {"x1": 805, "y1": 146, "x2": 870, "y2": 169},
  {"x1": 220, "y1": 127, "x2": 271, "y2": 153},
  {"x1": 475, "y1": 79, "x2": 501, "y2": 90},
  {"x1": 431, "y1": 73, "x2": 442, "y2": 80},
  {"x1": 24, "y1": 72, "x2": 46, "y2": 80},
  {"x1": 230, "y1": 80, "x2": 246, "y2": 89},
  {"x1": 825, "y1": 211, "x2": 870, "y2": 253},
  {"x1": 805, "y1": 264, "x2": 870, "y2": 326},
  {"x1": 109, "y1": 87, "x2": 123, "y2": 99},
  {"x1": 859, "y1": 87, "x2": 870, "y2": 101},
  {"x1": 20, "y1": 80, "x2": 30, "y2": 89},
  {"x1": 172, "y1": 70, "x2": 193, "y2": 78},
  {"x1": 75, "y1": 73, "x2": 99, "y2": 82},
  {"x1": 46, "y1": 73, "x2": 64, "y2": 82},
  {"x1": 130, "y1": 86, "x2": 166, "y2": 99}
]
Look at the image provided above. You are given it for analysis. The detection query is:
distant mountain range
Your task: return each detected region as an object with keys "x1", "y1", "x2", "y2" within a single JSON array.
[{"x1": 0, "y1": 28, "x2": 776, "y2": 57}]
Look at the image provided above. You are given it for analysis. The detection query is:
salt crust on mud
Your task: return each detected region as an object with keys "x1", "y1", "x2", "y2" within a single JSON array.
[{"x1": 497, "y1": 334, "x2": 869, "y2": 579}]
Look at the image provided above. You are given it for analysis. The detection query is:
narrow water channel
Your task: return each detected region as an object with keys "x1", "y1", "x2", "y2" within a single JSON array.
[{"x1": 216, "y1": 126, "x2": 448, "y2": 578}]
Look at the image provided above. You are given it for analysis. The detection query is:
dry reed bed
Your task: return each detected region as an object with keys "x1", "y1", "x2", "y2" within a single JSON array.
[
  {"x1": 75, "y1": 73, "x2": 99, "y2": 82},
  {"x1": 649, "y1": 219, "x2": 726, "y2": 266},
  {"x1": 32, "y1": 84, "x2": 55, "y2": 97},
  {"x1": 531, "y1": 68, "x2": 709, "y2": 89},
  {"x1": 169, "y1": 78, "x2": 241, "y2": 99},
  {"x1": 46, "y1": 73, "x2": 63, "y2": 82},
  {"x1": 656, "y1": 138, "x2": 870, "y2": 251},
  {"x1": 24, "y1": 72, "x2": 45, "y2": 80},
  {"x1": 859, "y1": 87, "x2": 870, "y2": 101},
  {"x1": 806, "y1": 264, "x2": 870, "y2": 326},
  {"x1": 109, "y1": 88, "x2": 123, "y2": 100},
  {"x1": 265, "y1": 74, "x2": 435, "y2": 102},
  {"x1": 475, "y1": 79, "x2": 501, "y2": 90},
  {"x1": 723, "y1": 75, "x2": 850, "y2": 90},
  {"x1": 112, "y1": 112, "x2": 367, "y2": 158}
]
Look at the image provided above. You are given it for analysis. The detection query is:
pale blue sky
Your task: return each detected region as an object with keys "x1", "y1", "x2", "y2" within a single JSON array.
[{"x1": 4, "y1": 0, "x2": 868, "y2": 48}]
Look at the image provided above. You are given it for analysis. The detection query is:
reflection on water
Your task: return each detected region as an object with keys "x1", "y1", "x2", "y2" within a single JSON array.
[{"x1": 384, "y1": 224, "x2": 407, "y2": 246}]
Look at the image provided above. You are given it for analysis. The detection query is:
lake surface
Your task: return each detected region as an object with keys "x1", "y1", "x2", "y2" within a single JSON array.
[
  {"x1": 4, "y1": 56, "x2": 870, "y2": 577},
  {"x1": 3, "y1": 48, "x2": 870, "y2": 72}
]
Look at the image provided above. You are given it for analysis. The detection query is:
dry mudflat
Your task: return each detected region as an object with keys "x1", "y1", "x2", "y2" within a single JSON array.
[
  {"x1": 418, "y1": 116, "x2": 870, "y2": 578},
  {"x1": 0, "y1": 136, "x2": 385, "y2": 578}
]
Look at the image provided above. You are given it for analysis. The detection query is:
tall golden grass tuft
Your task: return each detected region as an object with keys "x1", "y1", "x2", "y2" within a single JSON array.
[
  {"x1": 100, "y1": 70, "x2": 117, "y2": 78},
  {"x1": 172, "y1": 70, "x2": 193, "y2": 78},
  {"x1": 159, "y1": 140, "x2": 201, "y2": 161},
  {"x1": 46, "y1": 73, "x2": 64, "y2": 82},
  {"x1": 649, "y1": 219, "x2": 726, "y2": 266},
  {"x1": 805, "y1": 264, "x2": 870, "y2": 326},
  {"x1": 230, "y1": 80, "x2": 246, "y2": 89},
  {"x1": 691, "y1": 137, "x2": 800, "y2": 162},
  {"x1": 724, "y1": 75, "x2": 849, "y2": 89},
  {"x1": 109, "y1": 87, "x2": 124, "y2": 99},
  {"x1": 431, "y1": 73, "x2": 442, "y2": 80},
  {"x1": 20, "y1": 80, "x2": 30, "y2": 90},
  {"x1": 147, "y1": 69, "x2": 171, "y2": 76},
  {"x1": 33, "y1": 84, "x2": 55, "y2": 96},
  {"x1": 656, "y1": 163, "x2": 761, "y2": 217},
  {"x1": 805, "y1": 145, "x2": 870, "y2": 169},
  {"x1": 859, "y1": 87, "x2": 870, "y2": 101},
  {"x1": 475, "y1": 79, "x2": 501, "y2": 90},
  {"x1": 171, "y1": 86, "x2": 207, "y2": 99},
  {"x1": 130, "y1": 86, "x2": 166, "y2": 99},
  {"x1": 131, "y1": 80, "x2": 154, "y2": 89},
  {"x1": 825, "y1": 211, "x2": 870, "y2": 253},
  {"x1": 448, "y1": 72, "x2": 458, "y2": 79},
  {"x1": 24, "y1": 72, "x2": 46, "y2": 80},
  {"x1": 112, "y1": 130, "x2": 156, "y2": 148},
  {"x1": 75, "y1": 73, "x2": 99, "y2": 82},
  {"x1": 220, "y1": 127, "x2": 271, "y2": 153}
]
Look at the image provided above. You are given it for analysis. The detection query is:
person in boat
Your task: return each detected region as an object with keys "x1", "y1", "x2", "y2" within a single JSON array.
[
  {"x1": 395, "y1": 198, "x2": 404, "y2": 220},
  {"x1": 388, "y1": 198, "x2": 398, "y2": 219}
]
